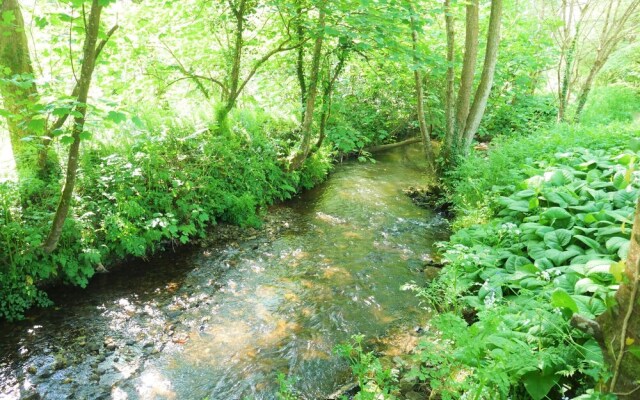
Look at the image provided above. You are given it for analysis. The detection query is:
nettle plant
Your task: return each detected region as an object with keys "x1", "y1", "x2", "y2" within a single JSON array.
[{"x1": 413, "y1": 147, "x2": 639, "y2": 399}]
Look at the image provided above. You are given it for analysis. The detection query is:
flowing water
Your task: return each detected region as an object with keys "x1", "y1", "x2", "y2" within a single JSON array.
[{"x1": 0, "y1": 145, "x2": 448, "y2": 400}]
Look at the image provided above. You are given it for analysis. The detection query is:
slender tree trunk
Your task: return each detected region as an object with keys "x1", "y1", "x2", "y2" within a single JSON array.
[
  {"x1": 295, "y1": 1, "x2": 307, "y2": 122},
  {"x1": 314, "y1": 45, "x2": 347, "y2": 151},
  {"x1": 441, "y1": 0, "x2": 457, "y2": 166},
  {"x1": 290, "y1": 5, "x2": 325, "y2": 170},
  {"x1": 444, "y1": 0, "x2": 455, "y2": 143},
  {"x1": 558, "y1": 34, "x2": 578, "y2": 122},
  {"x1": 42, "y1": 0, "x2": 104, "y2": 253},
  {"x1": 460, "y1": 0, "x2": 503, "y2": 155},
  {"x1": 572, "y1": 58, "x2": 603, "y2": 121},
  {"x1": 453, "y1": 0, "x2": 479, "y2": 146},
  {"x1": 411, "y1": 14, "x2": 435, "y2": 170},
  {"x1": 0, "y1": 0, "x2": 58, "y2": 182},
  {"x1": 216, "y1": 0, "x2": 246, "y2": 130},
  {"x1": 597, "y1": 197, "x2": 640, "y2": 397}
]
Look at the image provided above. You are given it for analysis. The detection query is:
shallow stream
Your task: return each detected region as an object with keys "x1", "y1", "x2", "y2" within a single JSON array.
[{"x1": 0, "y1": 145, "x2": 448, "y2": 399}]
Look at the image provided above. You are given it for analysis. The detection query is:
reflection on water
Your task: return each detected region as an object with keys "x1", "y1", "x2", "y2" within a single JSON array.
[{"x1": 0, "y1": 145, "x2": 448, "y2": 399}]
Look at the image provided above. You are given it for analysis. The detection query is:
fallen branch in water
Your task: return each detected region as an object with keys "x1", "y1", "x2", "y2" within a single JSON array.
[{"x1": 364, "y1": 137, "x2": 422, "y2": 153}]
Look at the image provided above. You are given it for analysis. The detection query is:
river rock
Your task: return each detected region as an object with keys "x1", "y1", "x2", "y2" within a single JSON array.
[
  {"x1": 423, "y1": 266, "x2": 441, "y2": 281},
  {"x1": 104, "y1": 337, "x2": 117, "y2": 351},
  {"x1": 404, "y1": 390, "x2": 424, "y2": 400}
]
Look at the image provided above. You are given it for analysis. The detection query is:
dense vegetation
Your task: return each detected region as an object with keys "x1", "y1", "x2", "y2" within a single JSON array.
[{"x1": 1, "y1": 0, "x2": 639, "y2": 398}]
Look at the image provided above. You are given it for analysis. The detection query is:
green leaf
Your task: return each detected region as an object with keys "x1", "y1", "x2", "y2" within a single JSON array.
[
  {"x1": 544, "y1": 248, "x2": 580, "y2": 266},
  {"x1": 605, "y1": 236, "x2": 629, "y2": 253},
  {"x1": 60, "y1": 135, "x2": 75, "y2": 145},
  {"x1": 574, "y1": 235, "x2": 602, "y2": 251},
  {"x1": 612, "y1": 171, "x2": 628, "y2": 190},
  {"x1": 613, "y1": 190, "x2": 637, "y2": 208},
  {"x1": 551, "y1": 288, "x2": 578, "y2": 313},
  {"x1": 610, "y1": 261, "x2": 625, "y2": 283},
  {"x1": 27, "y1": 118, "x2": 46, "y2": 134},
  {"x1": 131, "y1": 115, "x2": 145, "y2": 129},
  {"x1": 523, "y1": 371, "x2": 558, "y2": 400},
  {"x1": 574, "y1": 278, "x2": 602, "y2": 294},
  {"x1": 542, "y1": 207, "x2": 572, "y2": 220},
  {"x1": 78, "y1": 131, "x2": 92, "y2": 140},
  {"x1": 506, "y1": 255, "x2": 531, "y2": 271},
  {"x1": 544, "y1": 229, "x2": 572, "y2": 250},
  {"x1": 106, "y1": 110, "x2": 127, "y2": 124},
  {"x1": 628, "y1": 345, "x2": 640, "y2": 360}
]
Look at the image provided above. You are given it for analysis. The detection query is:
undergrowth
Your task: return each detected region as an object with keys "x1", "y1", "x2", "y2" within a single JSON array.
[
  {"x1": 0, "y1": 111, "x2": 332, "y2": 320},
  {"x1": 403, "y1": 138, "x2": 640, "y2": 398}
]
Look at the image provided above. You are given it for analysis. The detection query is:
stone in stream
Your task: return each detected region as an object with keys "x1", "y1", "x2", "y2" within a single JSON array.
[
  {"x1": 423, "y1": 266, "x2": 441, "y2": 281},
  {"x1": 103, "y1": 337, "x2": 117, "y2": 351}
]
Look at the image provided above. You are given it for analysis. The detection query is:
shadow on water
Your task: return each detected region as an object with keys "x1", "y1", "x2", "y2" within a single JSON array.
[{"x1": 0, "y1": 145, "x2": 449, "y2": 400}]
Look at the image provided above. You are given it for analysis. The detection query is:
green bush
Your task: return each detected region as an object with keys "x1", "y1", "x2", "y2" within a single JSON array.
[
  {"x1": 0, "y1": 108, "x2": 332, "y2": 320},
  {"x1": 580, "y1": 85, "x2": 640, "y2": 126},
  {"x1": 479, "y1": 94, "x2": 557, "y2": 139}
]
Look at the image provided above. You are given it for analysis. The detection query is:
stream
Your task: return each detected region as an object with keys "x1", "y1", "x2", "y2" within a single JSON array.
[{"x1": 0, "y1": 145, "x2": 449, "y2": 400}]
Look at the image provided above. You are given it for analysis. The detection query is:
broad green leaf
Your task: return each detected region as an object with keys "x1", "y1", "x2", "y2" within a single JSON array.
[
  {"x1": 522, "y1": 371, "x2": 558, "y2": 400},
  {"x1": 574, "y1": 235, "x2": 602, "y2": 251},
  {"x1": 613, "y1": 189, "x2": 637, "y2": 208},
  {"x1": 545, "y1": 249, "x2": 580, "y2": 266},
  {"x1": 544, "y1": 229, "x2": 572, "y2": 249},
  {"x1": 572, "y1": 295, "x2": 607, "y2": 318},
  {"x1": 542, "y1": 207, "x2": 572, "y2": 220},
  {"x1": 534, "y1": 257, "x2": 555, "y2": 270},
  {"x1": 605, "y1": 236, "x2": 629, "y2": 253},
  {"x1": 106, "y1": 111, "x2": 127, "y2": 124},
  {"x1": 506, "y1": 255, "x2": 532, "y2": 271},
  {"x1": 628, "y1": 345, "x2": 640, "y2": 360},
  {"x1": 574, "y1": 278, "x2": 602, "y2": 294},
  {"x1": 551, "y1": 288, "x2": 578, "y2": 313}
]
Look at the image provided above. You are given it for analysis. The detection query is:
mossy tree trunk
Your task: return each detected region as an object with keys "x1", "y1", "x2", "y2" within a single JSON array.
[
  {"x1": 597, "y1": 197, "x2": 640, "y2": 397},
  {"x1": 289, "y1": 3, "x2": 325, "y2": 170},
  {"x1": 441, "y1": 0, "x2": 478, "y2": 169},
  {"x1": 0, "y1": 0, "x2": 59, "y2": 182},
  {"x1": 459, "y1": 0, "x2": 503, "y2": 155}
]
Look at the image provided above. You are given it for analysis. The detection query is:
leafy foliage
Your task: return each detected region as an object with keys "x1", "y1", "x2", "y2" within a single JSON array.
[
  {"x1": 409, "y1": 145, "x2": 640, "y2": 399},
  {"x1": 0, "y1": 110, "x2": 331, "y2": 320},
  {"x1": 335, "y1": 335, "x2": 399, "y2": 400}
]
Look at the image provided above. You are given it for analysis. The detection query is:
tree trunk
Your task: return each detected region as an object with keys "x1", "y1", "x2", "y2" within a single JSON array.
[
  {"x1": 0, "y1": 0, "x2": 58, "y2": 182},
  {"x1": 364, "y1": 137, "x2": 422, "y2": 153},
  {"x1": 558, "y1": 34, "x2": 578, "y2": 122},
  {"x1": 314, "y1": 44, "x2": 347, "y2": 152},
  {"x1": 289, "y1": 5, "x2": 325, "y2": 170},
  {"x1": 460, "y1": 0, "x2": 503, "y2": 155},
  {"x1": 597, "y1": 197, "x2": 640, "y2": 397},
  {"x1": 216, "y1": 1, "x2": 246, "y2": 131},
  {"x1": 443, "y1": 0, "x2": 455, "y2": 143},
  {"x1": 411, "y1": 15, "x2": 435, "y2": 170},
  {"x1": 42, "y1": 0, "x2": 104, "y2": 253},
  {"x1": 572, "y1": 58, "x2": 603, "y2": 121},
  {"x1": 295, "y1": 1, "x2": 307, "y2": 122},
  {"x1": 453, "y1": 0, "x2": 478, "y2": 145},
  {"x1": 442, "y1": 0, "x2": 478, "y2": 167}
]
